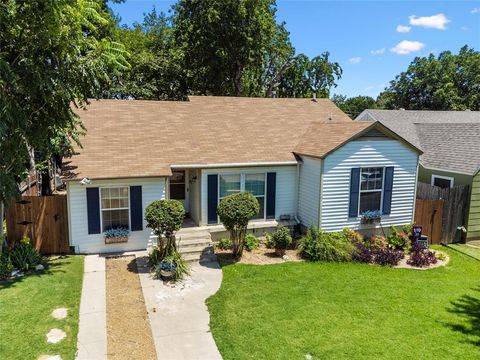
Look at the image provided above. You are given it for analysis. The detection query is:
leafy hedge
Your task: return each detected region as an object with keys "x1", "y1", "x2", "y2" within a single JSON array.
[{"x1": 299, "y1": 228, "x2": 354, "y2": 262}]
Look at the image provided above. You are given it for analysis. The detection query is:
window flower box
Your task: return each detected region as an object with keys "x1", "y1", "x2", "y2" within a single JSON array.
[
  {"x1": 360, "y1": 210, "x2": 382, "y2": 225},
  {"x1": 104, "y1": 227, "x2": 129, "y2": 244}
]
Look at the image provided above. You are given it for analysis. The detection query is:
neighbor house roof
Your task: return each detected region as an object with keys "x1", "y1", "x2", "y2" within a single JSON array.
[
  {"x1": 65, "y1": 96, "x2": 352, "y2": 180},
  {"x1": 357, "y1": 109, "x2": 480, "y2": 175},
  {"x1": 65, "y1": 97, "x2": 418, "y2": 180}
]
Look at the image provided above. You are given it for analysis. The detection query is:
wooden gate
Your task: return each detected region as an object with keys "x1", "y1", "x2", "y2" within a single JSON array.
[
  {"x1": 414, "y1": 199, "x2": 444, "y2": 244},
  {"x1": 6, "y1": 195, "x2": 70, "y2": 254},
  {"x1": 416, "y1": 182, "x2": 470, "y2": 243}
]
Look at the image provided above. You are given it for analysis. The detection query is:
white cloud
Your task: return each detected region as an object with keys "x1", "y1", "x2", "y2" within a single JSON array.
[
  {"x1": 396, "y1": 25, "x2": 411, "y2": 33},
  {"x1": 390, "y1": 40, "x2": 425, "y2": 55},
  {"x1": 370, "y1": 48, "x2": 385, "y2": 55},
  {"x1": 471, "y1": 8, "x2": 480, "y2": 14},
  {"x1": 409, "y1": 14, "x2": 451, "y2": 30},
  {"x1": 349, "y1": 57, "x2": 362, "y2": 64}
]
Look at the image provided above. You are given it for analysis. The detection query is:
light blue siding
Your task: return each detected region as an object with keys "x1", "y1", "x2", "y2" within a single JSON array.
[
  {"x1": 297, "y1": 156, "x2": 321, "y2": 228},
  {"x1": 320, "y1": 139, "x2": 418, "y2": 232},
  {"x1": 68, "y1": 177, "x2": 166, "y2": 253}
]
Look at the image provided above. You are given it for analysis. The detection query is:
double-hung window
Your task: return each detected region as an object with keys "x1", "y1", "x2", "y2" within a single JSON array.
[
  {"x1": 100, "y1": 187, "x2": 129, "y2": 231},
  {"x1": 218, "y1": 173, "x2": 266, "y2": 220},
  {"x1": 359, "y1": 167, "x2": 384, "y2": 213}
]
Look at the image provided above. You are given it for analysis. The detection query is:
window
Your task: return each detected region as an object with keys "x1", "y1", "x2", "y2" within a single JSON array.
[
  {"x1": 359, "y1": 167, "x2": 384, "y2": 214},
  {"x1": 100, "y1": 187, "x2": 129, "y2": 231},
  {"x1": 170, "y1": 171, "x2": 186, "y2": 200},
  {"x1": 245, "y1": 174, "x2": 266, "y2": 219},
  {"x1": 431, "y1": 175, "x2": 453, "y2": 189},
  {"x1": 219, "y1": 174, "x2": 241, "y2": 199}
]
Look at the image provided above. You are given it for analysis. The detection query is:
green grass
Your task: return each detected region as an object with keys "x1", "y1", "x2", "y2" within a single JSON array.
[
  {"x1": 448, "y1": 244, "x2": 480, "y2": 261},
  {"x1": 0, "y1": 256, "x2": 84, "y2": 360},
  {"x1": 207, "y1": 247, "x2": 480, "y2": 360}
]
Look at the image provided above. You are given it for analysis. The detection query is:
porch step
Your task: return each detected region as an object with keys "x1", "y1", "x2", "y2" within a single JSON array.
[
  {"x1": 183, "y1": 251, "x2": 217, "y2": 263},
  {"x1": 176, "y1": 228, "x2": 214, "y2": 263},
  {"x1": 176, "y1": 231, "x2": 211, "y2": 241}
]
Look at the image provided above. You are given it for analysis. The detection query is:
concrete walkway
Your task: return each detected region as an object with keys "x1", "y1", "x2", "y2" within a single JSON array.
[
  {"x1": 76, "y1": 255, "x2": 107, "y2": 360},
  {"x1": 136, "y1": 252, "x2": 223, "y2": 360}
]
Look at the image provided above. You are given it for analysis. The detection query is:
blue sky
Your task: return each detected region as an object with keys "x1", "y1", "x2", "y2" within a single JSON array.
[{"x1": 110, "y1": 0, "x2": 480, "y2": 98}]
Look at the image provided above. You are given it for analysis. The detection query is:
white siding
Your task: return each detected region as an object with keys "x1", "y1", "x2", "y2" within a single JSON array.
[
  {"x1": 297, "y1": 156, "x2": 321, "y2": 228},
  {"x1": 200, "y1": 166, "x2": 297, "y2": 225},
  {"x1": 68, "y1": 177, "x2": 166, "y2": 253},
  {"x1": 320, "y1": 138, "x2": 418, "y2": 232}
]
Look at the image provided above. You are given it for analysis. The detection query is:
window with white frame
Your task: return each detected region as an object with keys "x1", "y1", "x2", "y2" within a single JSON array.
[
  {"x1": 359, "y1": 167, "x2": 384, "y2": 214},
  {"x1": 218, "y1": 173, "x2": 266, "y2": 220},
  {"x1": 100, "y1": 187, "x2": 129, "y2": 231},
  {"x1": 431, "y1": 175, "x2": 453, "y2": 189}
]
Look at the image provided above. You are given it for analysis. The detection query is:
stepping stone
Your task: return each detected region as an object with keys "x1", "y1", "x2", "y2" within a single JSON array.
[
  {"x1": 51, "y1": 308, "x2": 68, "y2": 320},
  {"x1": 46, "y1": 328, "x2": 66, "y2": 344},
  {"x1": 38, "y1": 355, "x2": 62, "y2": 360}
]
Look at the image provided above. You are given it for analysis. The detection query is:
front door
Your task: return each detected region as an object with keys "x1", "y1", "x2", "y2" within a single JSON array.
[{"x1": 169, "y1": 170, "x2": 189, "y2": 213}]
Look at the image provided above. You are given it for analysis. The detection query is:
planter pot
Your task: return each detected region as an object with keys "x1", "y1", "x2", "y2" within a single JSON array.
[
  {"x1": 275, "y1": 248, "x2": 286, "y2": 257},
  {"x1": 361, "y1": 217, "x2": 381, "y2": 225},
  {"x1": 105, "y1": 236, "x2": 128, "y2": 244},
  {"x1": 160, "y1": 269, "x2": 175, "y2": 279}
]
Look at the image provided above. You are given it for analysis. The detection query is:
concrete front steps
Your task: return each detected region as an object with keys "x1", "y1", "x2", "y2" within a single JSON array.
[{"x1": 176, "y1": 228, "x2": 216, "y2": 263}]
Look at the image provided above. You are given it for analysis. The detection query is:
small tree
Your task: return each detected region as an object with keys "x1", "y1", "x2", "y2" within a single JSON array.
[
  {"x1": 217, "y1": 192, "x2": 259, "y2": 257},
  {"x1": 145, "y1": 200, "x2": 185, "y2": 258}
]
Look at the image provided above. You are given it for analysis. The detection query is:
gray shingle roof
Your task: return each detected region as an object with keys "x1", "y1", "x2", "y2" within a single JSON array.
[{"x1": 357, "y1": 110, "x2": 480, "y2": 175}]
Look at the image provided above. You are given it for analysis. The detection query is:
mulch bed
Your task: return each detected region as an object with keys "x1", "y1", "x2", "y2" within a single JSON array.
[
  {"x1": 106, "y1": 256, "x2": 156, "y2": 360},
  {"x1": 215, "y1": 243, "x2": 303, "y2": 265}
]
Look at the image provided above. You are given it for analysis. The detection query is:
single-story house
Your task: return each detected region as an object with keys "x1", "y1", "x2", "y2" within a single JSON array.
[
  {"x1": 64, "y1": 97, "x2": 421, "y2": 253},
  {"x1": 356, "y1": 109, "x2": 480, "y2": 241}
]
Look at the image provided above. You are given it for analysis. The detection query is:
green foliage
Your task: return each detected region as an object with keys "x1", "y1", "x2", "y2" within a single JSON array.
[
  {"x1": 332, "y1": 94, "x2": 377, "y2": 119},
  {"x1": 0, "y1": 252, "x2": 13, "y2": 280},
  {"x1": 0, "y1": 0, "x2": 129, "y2": 201},
  {"x1": 377, "y1": 46, "x2": 480, "y2": 110},
  {"x1": 215, "y1": 238, "x2": 233, "y2": 250},
  {"x1": 217, "y1": 192, "x2": 260, "y2": 257},
  {"x1": 269, "y1": 226, "x2": 292, "y2": 250},
  {"x1": 244, "y1": 233, "x2": 260, "y2": 251},
  {"x1": 299, "y1": 228, "x2": 354, "y2": 262},
  {"x1": 342, "y1": 228, "x2": 364, "y2": 245},
  {"x1": 386, "y1": 226, "x2": 411, "y2": 251},
  {"x1": 154, "y1": 252, "x2": 189, "y2": 281},
  {"x1": 10, "y1": 236, "x2": 44, "y2": 271}
]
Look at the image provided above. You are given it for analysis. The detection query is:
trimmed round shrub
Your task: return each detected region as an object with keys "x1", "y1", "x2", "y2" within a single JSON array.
[
  {"x1": 270, "y1": 225, "x2": 292, "y2": 250},
  {"x1": 217, "y1": 192, "x2": 259, "y2": 257},
  {"x1": 244, "y1": 233, "x2": 260, "y2": 251},
  {"x1": 145, "y1": 199, "x2": 185, "y2": 239},
  {"x1": 299, "y1": 228, "x2": 354, "y2": 262}
]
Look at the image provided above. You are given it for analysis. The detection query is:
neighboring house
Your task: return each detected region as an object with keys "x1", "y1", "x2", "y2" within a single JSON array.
[
  {"x1": 356, "y1": 109, "x2": 480, "y2": 241},
  {"x1": 64, "y1": 97, "x2": 421, "y2": 253}
]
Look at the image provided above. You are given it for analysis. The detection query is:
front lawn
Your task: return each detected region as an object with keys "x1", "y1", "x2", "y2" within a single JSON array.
[
  {"x1": 0, "y1": 256, "x2": 84, "y2": 360},
  {"x1": 207, "y1": 247, "x2": 480, "y2": 359},
  {"x1": 448, "y1": 243, "x2": 480, "y2": 261}
]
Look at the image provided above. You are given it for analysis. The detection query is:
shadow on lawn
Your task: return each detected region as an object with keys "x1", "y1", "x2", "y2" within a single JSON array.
[
  {"x1": 447, "y1": 287, "x2": 480, "y2": 346},
  {"x1": 0, "y1": 255, "x2": 72, "y2": 290}
]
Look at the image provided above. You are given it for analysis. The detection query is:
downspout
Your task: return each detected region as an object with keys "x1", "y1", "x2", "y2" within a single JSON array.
[
  {"x1": 294, "y1": 162, "x2": 301, "y2": 224},
  {"x1": 318, "y1": 159, "x2": 324, "y2": 229},
  {"x1": 412, "y1": 155, "x2": 420, "y2": 222}
]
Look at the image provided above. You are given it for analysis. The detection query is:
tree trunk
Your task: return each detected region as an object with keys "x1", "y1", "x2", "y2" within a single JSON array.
[
  {"x1": 41, "y1": 169, "x2": 52, "y2": 196},
  {"x1": 233, "y1": 62, "x2": 243, "y2": 97},
  {"x1": 0, "y1": 201, "x2": 3, "y2": 254}
]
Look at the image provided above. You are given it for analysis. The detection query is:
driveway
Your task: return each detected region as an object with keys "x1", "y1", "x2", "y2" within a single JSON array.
[{"x1": 135, "y1": 252, "x2": 223, "y2": 360}]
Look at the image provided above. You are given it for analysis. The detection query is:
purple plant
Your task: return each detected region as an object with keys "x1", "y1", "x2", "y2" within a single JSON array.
[
  {"x1": 407, "y1": 242, "x2": 438, "y2": 267},
  {"x1": 373, "y1": 247, "x2": 404, "y2": 266},
  {"x1": 353, "y1": 241, "x2": 403, "y2": 266},
  {"x1": 352, "y1": 242, "x2": 373, "y2": 263}
]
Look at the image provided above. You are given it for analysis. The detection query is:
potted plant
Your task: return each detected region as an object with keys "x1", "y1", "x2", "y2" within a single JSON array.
[
  {"x1": 270, "y1": 225, "x2": 292, "y2": 257},
  {"x1": 104, "y1": 227, "x2": 129, "y2": 244},
  {"x1": 156, "y1": 256, "x2": 177, "y2": 280},
  {"x1": 360, "y1": 210, "x2": 382, "y2": 225}
]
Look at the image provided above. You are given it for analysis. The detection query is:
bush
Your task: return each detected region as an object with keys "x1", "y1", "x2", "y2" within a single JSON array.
[
  {"x1": 244, "y1": 233, "x2": 260, "y2": 251},
  {"x1": 353, "y1": 234, "x2": 404, "y2": 266},
  {"x1": 343, "y1": 228, "x2": 364, "y2": 245},
  {"x1": 10, "y1": 236, "x2": 43, "y2": 271},
  {"x1": 215, "y1": 238, "x2": 232, "y2": 250},
  {"x1": 373, "y1": 247, "x2": 404, "y2": 266},
  {"x1": 264, "y1": 232, "x2": 274, "y2": 249},
  {"x1": 407, "y1": 242, "x2": 438, "y2": 267},
  {"x1": 386, "y1": 226, "x2": 411, "y2": 251},
  {"x1": 299, "y1": 228, "x2": 354, "y2": 262},
  {"x1": 270, "y1": 226, "x2": 292, "y2": 251},
  {"x1": 0, "y1": 252, "x2": 13, "y2": 280},
  {"x1": 217, "y1": 192, "x2": 259, "y2": 257},
  {"x1": 145, "y1": 199, "x2": 185, "y2": 257}
]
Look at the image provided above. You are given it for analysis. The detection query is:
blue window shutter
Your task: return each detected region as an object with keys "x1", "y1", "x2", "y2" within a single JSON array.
[
  {"x1": 130, "y1": 186, "x2": 143, "y2": 231},
  {"x1": 207, "y1": 175, "x2": 218, "y2": 224},
  {"x1": 349, "y1": 168, "x2": 360, "y2": 218},
  {"x1": 383, "y1": 167, "x2": 394, "y2": 215},
  {"x1": 86, "y1": 188, "x2": 101, "y2": 234},
  {"x1": 266, "y1": 172, "x2": 276, "y2": 219}
]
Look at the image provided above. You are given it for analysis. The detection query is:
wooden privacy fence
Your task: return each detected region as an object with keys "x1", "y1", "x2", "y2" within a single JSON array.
[
  {"x1": 415, "y1": 182, "x2": 470, "y2": 244},
  {"x1": 6, "y1": 195, "x2": 70, "y2": 254}
]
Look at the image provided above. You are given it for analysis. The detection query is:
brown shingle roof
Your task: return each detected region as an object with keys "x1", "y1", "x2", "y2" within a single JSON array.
[{"x1": 65, "y1": 96, "x2": 354, "y2": 180}]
